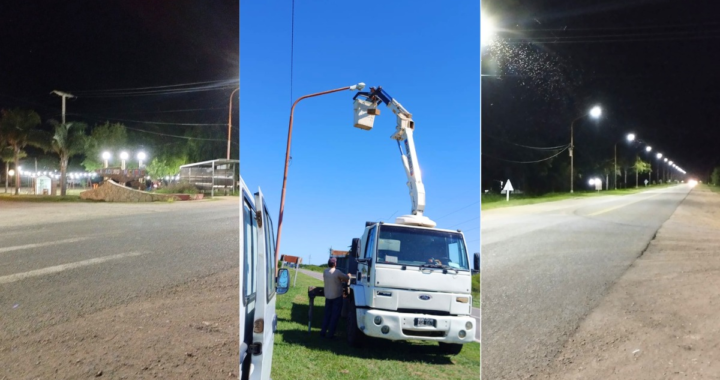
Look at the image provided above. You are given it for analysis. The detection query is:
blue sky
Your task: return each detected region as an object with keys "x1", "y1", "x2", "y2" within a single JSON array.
[{"x1": 240, "y1": 1, "x2": 480, "y2": 265}]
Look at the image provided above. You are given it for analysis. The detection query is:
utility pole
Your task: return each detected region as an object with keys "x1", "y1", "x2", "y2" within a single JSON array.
[
  {"x1": 227, "y1": 88, "x2": 239, "y2": 160},
  {"x1": 51, "y1": 90, "x2": 75, "y2": 124}
]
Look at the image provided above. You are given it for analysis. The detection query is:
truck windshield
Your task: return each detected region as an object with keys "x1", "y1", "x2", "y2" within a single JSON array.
[{"x1": 376, "y1": 225, "x2": 469, "y2": 270}]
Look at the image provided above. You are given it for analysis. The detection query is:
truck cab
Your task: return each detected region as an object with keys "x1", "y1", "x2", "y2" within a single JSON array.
[
  {"x1": 347, "y1": 221, "x2": 475, "y2": 354},
  {"x1": 240, "y1": 177, "x2": 289, "y2": 380}
]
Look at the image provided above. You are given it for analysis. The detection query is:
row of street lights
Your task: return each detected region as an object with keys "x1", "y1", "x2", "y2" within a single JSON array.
[
  {"x1": 102, "y1": 151, "x2": 147, "y2": 170},
  {"x1": 571, "y1": 105, "x2": 688, "y2": 192}
]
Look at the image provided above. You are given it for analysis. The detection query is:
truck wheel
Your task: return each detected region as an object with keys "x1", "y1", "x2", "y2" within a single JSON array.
[
  {"x1": 346, "y1": 298, "x2": 363, "y2": 347},
  {"x1": 438, "y1": 342, "x2": 463, "y2": 355}
]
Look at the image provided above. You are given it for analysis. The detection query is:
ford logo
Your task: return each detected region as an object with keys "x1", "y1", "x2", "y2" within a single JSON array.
[{"x1": 419, "y1": 295, "x2": 432, "y2": 301}]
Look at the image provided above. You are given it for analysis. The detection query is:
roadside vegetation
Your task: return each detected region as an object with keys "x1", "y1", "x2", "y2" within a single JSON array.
[
  {"x1": 271, "y1": 273, "x2": 480, "y2": 380},
  {"x1": 482, "y1": 183, "x2": 678, "y2": 210}
]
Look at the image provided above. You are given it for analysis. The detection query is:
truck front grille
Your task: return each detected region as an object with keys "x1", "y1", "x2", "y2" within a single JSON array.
[{"x1": 402, "y1": 329, "x2": 447, "y2": 338}]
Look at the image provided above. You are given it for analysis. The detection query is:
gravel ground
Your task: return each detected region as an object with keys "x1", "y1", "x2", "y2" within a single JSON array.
[{"x1": 541, "y1": 186, "x2": 720, "y2": 379}]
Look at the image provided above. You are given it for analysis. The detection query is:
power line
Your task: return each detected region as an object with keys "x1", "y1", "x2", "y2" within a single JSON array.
[
  {"x1": 67, "y1": 112, "x2": 226, "y2": 126},
  {"x1": 290, "y1": 0, "x2": 295, "y2": 106},
  {"x1": 482, "y1": 146, "x2": 570, "y2": 164},
  {"x1": 71, "y1": 79, "x2": 238, "y2": 94},
  {"x1": 485, "y1": 135, "x2": 569, "y2": 151},
  {"x1": 123, "y1": 126, "x2": 238, "y2": 144},
  {"x1": 449, "y1": 216, "x2": 480, "y2": 229},
  {"x1": 433, "y1": 200, "x2": 480, "y2": 221}
]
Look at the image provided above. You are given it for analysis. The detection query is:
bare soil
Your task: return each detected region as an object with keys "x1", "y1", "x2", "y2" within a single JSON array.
[
  {"x1": 541, "y1": 186, "x2": 720, "y2": 379},
  {"x1": 1, "y1": 268, "x2": 238, "y2": 380}
]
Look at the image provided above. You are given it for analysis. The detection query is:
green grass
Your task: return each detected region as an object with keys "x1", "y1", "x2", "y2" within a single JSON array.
[
  {"x1": 272, "y1": 273, "x2": 480, "y2": 380},
  {"x1": 472, "y1": 273, "x2": 480, "y2": 309},
  {"x1": 0, "y1": 187, "x2": 93, "y2": 202},
  {"x1": 482, "y1": 184, "x2": 677, "y2": 210},
  {"x1": 702, "y1": 183, "x2": 720, "y2": 194},
  {"x1": 301, "y1": 264, "x2": 328, "y2": 273}
]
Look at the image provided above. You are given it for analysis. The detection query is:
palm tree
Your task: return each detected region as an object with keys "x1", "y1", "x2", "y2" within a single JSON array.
[
  {"x1": 47, "y1": 120, "x2": 89, "y2": 196},
  {"x1": 0, "y1": 109, "x2": 42, "y2": 195}
]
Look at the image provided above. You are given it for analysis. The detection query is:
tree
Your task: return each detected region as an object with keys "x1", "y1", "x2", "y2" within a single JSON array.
[
  {"x1": 82, "y1": 122, "x2": 128, "y2": 171},
  {"x1": 633, "y1": 156, "x2": 651, "y2": 188},
  {"x1": 47, "y1": 120, "x2": 89, "y2": 196},
  {"x1": 711, "y1": 167, "x2": 720, "y2": 186},
  {"x1": 0, "y1": 108, "x2": 42, "y2": 194}
]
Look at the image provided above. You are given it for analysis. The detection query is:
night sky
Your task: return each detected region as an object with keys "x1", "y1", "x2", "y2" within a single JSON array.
[
  {"x1": 482, "y1": 0, "x2": 720, "y2": 191},
  {"x1": 0, "y1": 1, "x2": 238, "y2": 169}
]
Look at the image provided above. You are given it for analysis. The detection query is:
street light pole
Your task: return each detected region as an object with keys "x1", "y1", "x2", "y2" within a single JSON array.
[
  {"x1": 274, "y1": 83, "x2": 365, "y2": 275},
  {"x1": 51, "y1": 90, "x2": 75, "y2": 124},
  {"x1": 227, "y1": 87, "x2": 239, "y2": 160},
  {"x1": 570, "y1": 106, "x2": 601, "y2": 193}
]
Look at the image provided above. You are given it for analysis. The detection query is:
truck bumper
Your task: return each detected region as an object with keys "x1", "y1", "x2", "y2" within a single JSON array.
[{"x1": 358, "y1": 308, "x2": 476, "y2": 344}]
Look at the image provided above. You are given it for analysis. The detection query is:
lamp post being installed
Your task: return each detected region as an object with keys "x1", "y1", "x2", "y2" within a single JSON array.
[
  {"x1": 274, "y1": 82, "x2": 366, "y2": 275},
  {"x1": 614, "y1": 133, "x2": 635, "y2": 189},
  {"x1": 570, "y1": 105, "x2": 602, "y2": 193}
]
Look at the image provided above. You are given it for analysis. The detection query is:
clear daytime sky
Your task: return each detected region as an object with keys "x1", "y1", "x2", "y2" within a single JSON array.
[{"x1": 240, "y1": 1, "x2": 480, "y2": 265}]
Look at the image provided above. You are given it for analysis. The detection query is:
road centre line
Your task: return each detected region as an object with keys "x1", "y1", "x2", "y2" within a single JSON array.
[
  {"x1": 588, "y1": 192, "x2": 665, "y2": 216},
  {"x1": 0, "y1": 237, "x2": 93, "y2": 254},
  {"x1": 0, "y1": 251, "x2": 146, "y2": 284}
]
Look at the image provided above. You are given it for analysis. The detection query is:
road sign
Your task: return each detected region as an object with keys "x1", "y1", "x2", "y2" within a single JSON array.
[{"x1": 502, "y1": 179, "x2": 514, "y2": 201}]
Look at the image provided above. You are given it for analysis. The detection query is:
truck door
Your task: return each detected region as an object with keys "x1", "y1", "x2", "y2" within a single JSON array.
[
  {"x1": 249, "y1": 189, "x2": 278, "y2": 380},
  {"x1": 241, "y1": 189, "x2": 258, "y2": 380}
]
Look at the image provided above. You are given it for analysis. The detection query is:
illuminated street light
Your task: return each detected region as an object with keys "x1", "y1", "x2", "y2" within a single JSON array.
[
  {"x1": 646, "y1": 146, "x2": 652, "y2": 152},
  {"x1": 137, "y1": 151, "x2": 147, "y2": 168},
  {"x1": 481, "y1": 13, "x2": 496, "y2": 47},
  {"x1": 102, "y1": 151, "x2": 111, "y2": 168},
  {"x1": 120, "y1": 151, "x2": 129, "y2": 170},
  {"x1": 656, "y1": 153, "x2": 662, "y2": 159}
]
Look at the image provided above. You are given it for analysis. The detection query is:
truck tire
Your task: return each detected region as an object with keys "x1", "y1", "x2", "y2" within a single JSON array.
[
  {"x1": 438, "y1": 342, "x2": 464, "y2": 355},
  {"x1": 346, "y1": 298, "x2": 363, "y2": 347}
]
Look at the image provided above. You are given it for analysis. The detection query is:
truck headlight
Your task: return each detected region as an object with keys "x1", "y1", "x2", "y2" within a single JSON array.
[
  {"x1": 466, "y1": 321, "x2": 473, "y2": 330},
  {"x1": 374, "y1": 316, "x2": 383, "y2": 325}
]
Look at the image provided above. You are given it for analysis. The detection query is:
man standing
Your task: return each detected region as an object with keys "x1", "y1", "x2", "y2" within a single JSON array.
[{"x1": 320, "y1": 257, "x2": 349, "y2": 339}]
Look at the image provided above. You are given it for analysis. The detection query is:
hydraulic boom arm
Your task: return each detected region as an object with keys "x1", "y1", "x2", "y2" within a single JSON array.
[{"x1": 353, "y1": 87, "x2": 436, "y2": 227}]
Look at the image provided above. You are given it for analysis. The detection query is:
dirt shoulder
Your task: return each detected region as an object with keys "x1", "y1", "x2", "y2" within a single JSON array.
[
  {"x1": 541, "y1": 186, "x2": 720, "y2": 379},
  {"x1": 1, "y1": 268, "x2": 238, "y2": 380}
]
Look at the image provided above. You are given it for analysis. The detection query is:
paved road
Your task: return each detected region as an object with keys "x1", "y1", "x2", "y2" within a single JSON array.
[
  {"x1": 0, "y1": 199, "x2": 238, "y2": 341},
  {"x1": 297, "y1": 268, "x2": 481, "y2": 343},
  {"x1": 481, "y1": 185, "x2": 692, "y2": 379}
]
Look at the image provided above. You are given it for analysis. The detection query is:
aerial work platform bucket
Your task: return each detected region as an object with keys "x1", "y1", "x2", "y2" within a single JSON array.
[{"x1": 353, "y1": 98, "x2": 377, "y2": 131}]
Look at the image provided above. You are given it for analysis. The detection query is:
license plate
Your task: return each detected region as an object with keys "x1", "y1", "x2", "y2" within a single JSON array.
[{"x1": 414, "y1": 318, "x2": 436, "y2": 327}]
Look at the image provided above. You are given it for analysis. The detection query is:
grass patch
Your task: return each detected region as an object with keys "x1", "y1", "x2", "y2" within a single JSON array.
[
  {"x1": 701, "y1": 184, "x2": 720, "y2": 194},
  {"x1": 472, "y1": 273, "x2": 480, "y2": 309},
  {"x1": 272, "y1": 273, "x2": 480, "y2": 380},
  {"x1": 0, "y1": 193, "x2": 86, "y2": 202},
  {"x1": 301, "y1": 264, "x2": 328, "y2": 273},
  {"x1": 482, "y1": 184, "x2": 677, "y2": 210}
]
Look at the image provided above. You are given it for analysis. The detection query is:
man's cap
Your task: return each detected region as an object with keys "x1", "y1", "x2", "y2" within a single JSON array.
[{"x1": 328, "y1": 257, "x2": 337, "y2": 266}]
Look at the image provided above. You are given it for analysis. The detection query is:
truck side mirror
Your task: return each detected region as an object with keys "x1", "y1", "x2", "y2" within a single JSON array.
[
  {"x1": 473, "y1": 253, "x2": 480, "y2": 273},
  {"x1": 351, "y1": 238, "x2": 361, "y2": 258},
  {"x1": 276, "y1": 268, "x2": 290, "y2": 295}
]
